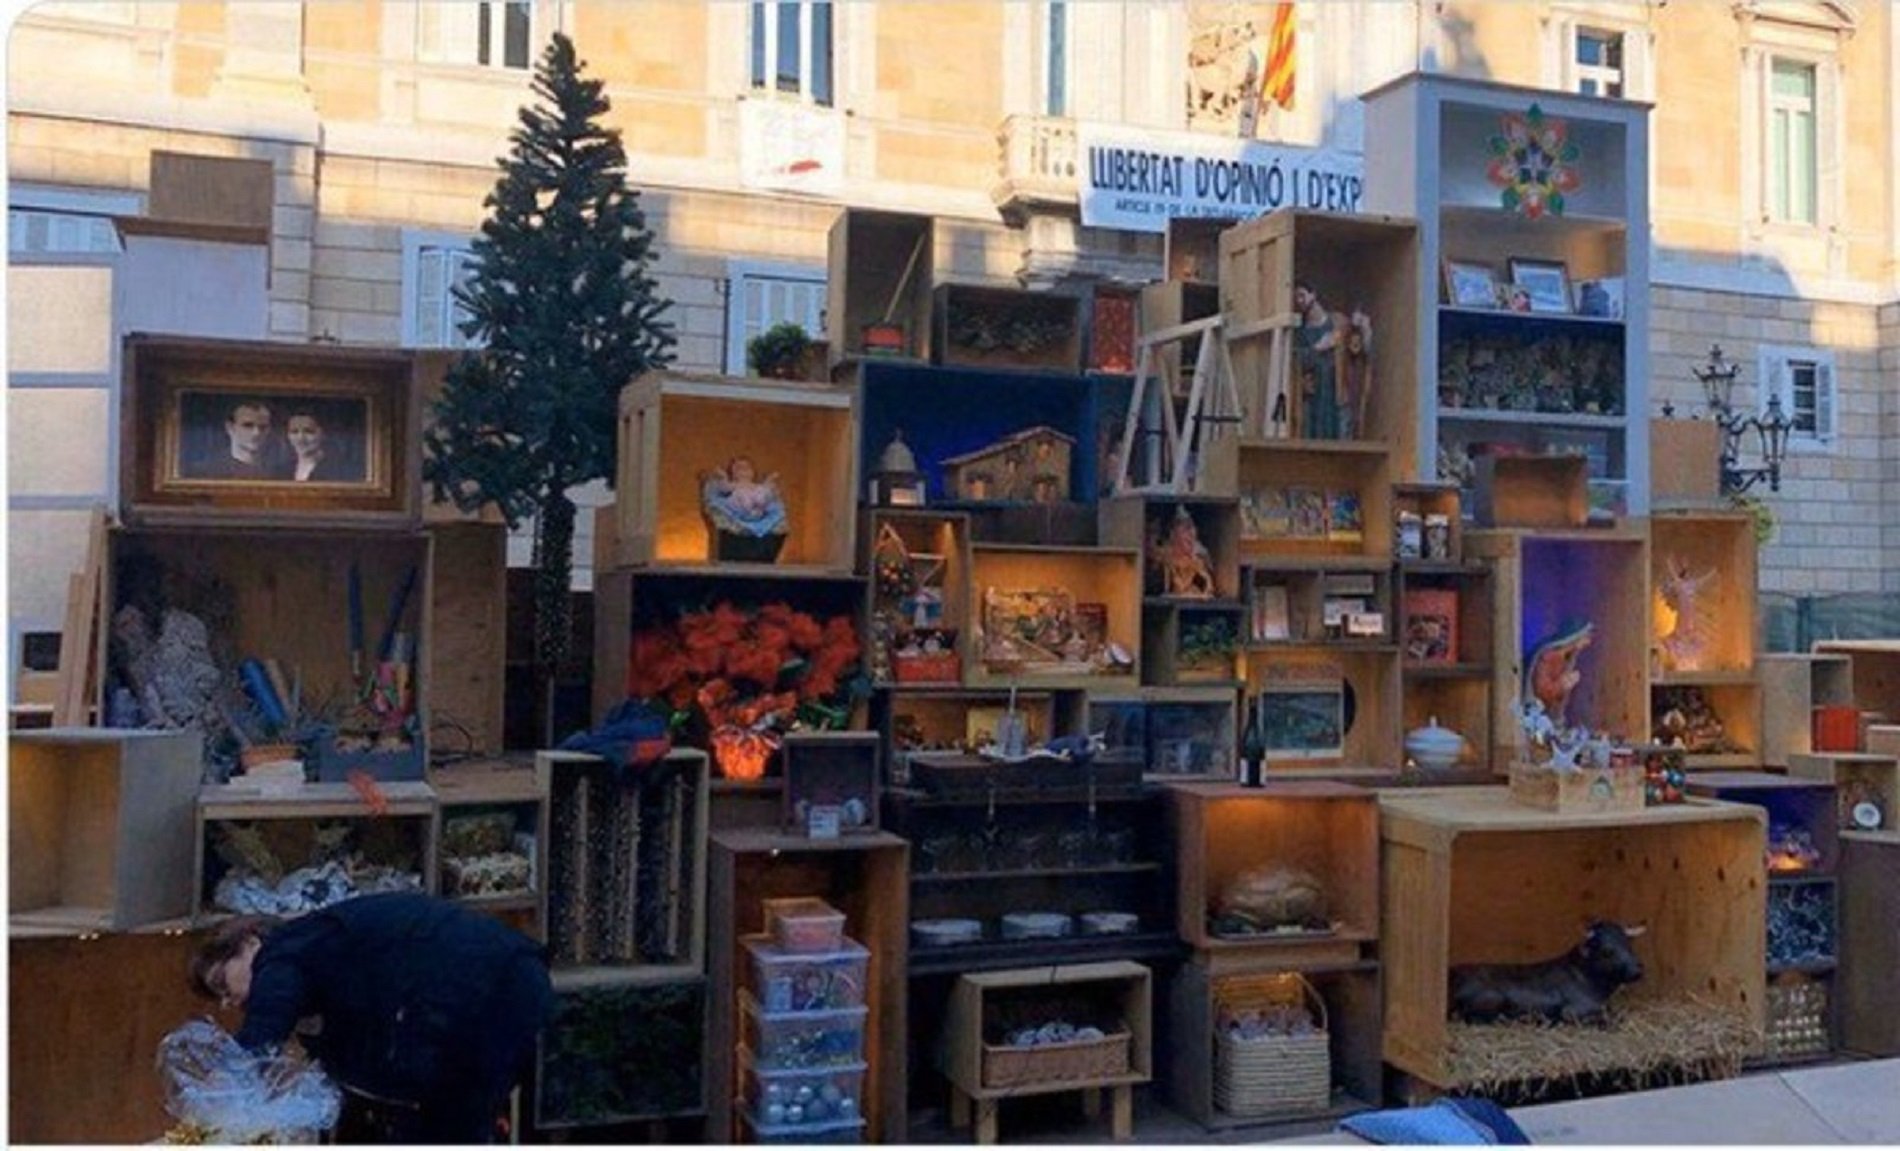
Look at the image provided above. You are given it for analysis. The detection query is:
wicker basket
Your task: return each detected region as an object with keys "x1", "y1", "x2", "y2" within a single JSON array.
[
  {"x1": 1212, "y1": 972, "x2": 1331, "y2": 1117},
  {"x1": 981, "y1": 1030, "x2": 1131, "y2": 1090}
]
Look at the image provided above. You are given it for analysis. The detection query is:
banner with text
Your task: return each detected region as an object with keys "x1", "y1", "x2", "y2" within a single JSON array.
[{"x1": 1077, "y1": 124, "x2": 1365, "y2": 233}]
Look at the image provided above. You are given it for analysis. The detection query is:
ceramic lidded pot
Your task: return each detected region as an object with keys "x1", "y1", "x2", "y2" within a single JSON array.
[{"x1": 1404, "y1": 716, "x2": 1465, "y2": 772}]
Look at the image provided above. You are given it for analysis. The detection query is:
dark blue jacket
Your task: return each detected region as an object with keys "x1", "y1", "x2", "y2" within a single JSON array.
[{"x1": 237, "y1": 893, "x2": 549, "y2": 1105}]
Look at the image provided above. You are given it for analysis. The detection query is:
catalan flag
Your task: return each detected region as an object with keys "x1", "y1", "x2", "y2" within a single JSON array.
[{"x1": 1263, "y1": 2, "x2": 1296, "y2": 112}]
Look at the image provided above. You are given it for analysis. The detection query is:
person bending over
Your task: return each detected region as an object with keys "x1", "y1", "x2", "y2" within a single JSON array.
[{"x1": 190, "y1": 892, "x2": 554, "y2": 1144}]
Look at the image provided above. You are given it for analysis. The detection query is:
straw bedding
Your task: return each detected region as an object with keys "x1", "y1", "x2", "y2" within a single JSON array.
[{"x1": 1443, "y1": 997, "x2": 1761, "y2": 1099}]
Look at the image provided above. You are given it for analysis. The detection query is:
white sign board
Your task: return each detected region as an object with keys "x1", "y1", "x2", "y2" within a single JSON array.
[
  {"x1": 1077, "y1": 123, "x2": 1365, "y2": 233},
  {"x1": 739, "y1": 99, "x2": 846, "y2": 197}
]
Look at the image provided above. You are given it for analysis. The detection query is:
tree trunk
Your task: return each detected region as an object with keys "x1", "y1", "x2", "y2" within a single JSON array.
[{"x1": 533, "y1": 489, "x2": 577, "y2": 748}]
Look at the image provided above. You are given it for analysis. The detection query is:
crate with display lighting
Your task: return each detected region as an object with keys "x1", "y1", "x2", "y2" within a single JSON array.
[
  {"x1": 963, "y1": 543, "x2": 1143, "y2": 691},
  {"x1": 1217, "y1": 209, "x2": 1420, "y2": 450},
  {"x1": 850, "y1": 358, "x2": 1131, "y2": 547},
  {"x1": 1243, "y1": 643, "x2": 1401, "y2": 779},
  {"x1": 705, "y1": 829, "x2": 910, "y2": 1143},
  {"x1": 1101, "y1": 493, "x2": 1246, "y2": 689},
  {"x1": 1649, "y1": 509, "x2": 1761, "y2": 769},
  {"x1": 1810, "y1": 639, "x2": 1900, "y2": 727},
  {"x1": 1363, "y1": 73, "x2": 1651, "y2": 514},
  {"x1": 1397, "y1": 482, "x2": 1496, "y2": 773},
  {"x1": 1379, "y1": 788, "x2": 1765, "y2": 1097},
  {"x1": 862, "y1": 508, "x2": 971, "y2": 690},
  {"x1": 611, "y1": 371, "x2": 859, "y2": 573},
  {"x1": 1787, "y1": 752, "x2": 1899, "y2": 834},
  {"x1": 1466, "y1": 524, "x2": 1651, "y2": 770}
]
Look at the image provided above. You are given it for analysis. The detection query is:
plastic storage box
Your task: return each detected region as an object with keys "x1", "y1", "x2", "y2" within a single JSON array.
[
  {"x1": 740, "y1": 1114, "x2": 866, "y2": 1144},
  {"x1": 740, "y1": 1046, "x2": 868, "y2": 1131},
  {"x1": 744, "y1": 935, "x2": 871, "y2": 1012},
  {"x1": 741, "y1": 992, "x2": 869, "y2": 1070},
  {"x1": 762, "y1": 896, "x2": 848, "y2": 953}
]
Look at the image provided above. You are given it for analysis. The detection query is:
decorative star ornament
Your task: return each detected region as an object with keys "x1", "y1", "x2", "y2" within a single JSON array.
[{"x1": 1486, "y1": 103, "x2": 1582, "y2": 219}]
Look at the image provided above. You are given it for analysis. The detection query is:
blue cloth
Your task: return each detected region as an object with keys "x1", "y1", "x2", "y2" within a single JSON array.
[
  {"x1": 558, "y1": 699, "x2": 674, "y2": 777},
  {"x1": 1341, "y1": 1098, "x2": 1532, "y2": 1145}
]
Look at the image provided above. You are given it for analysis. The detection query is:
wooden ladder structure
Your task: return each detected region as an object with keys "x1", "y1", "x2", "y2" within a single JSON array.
[{"x1": 1111, "y1": 315, "x2": 1247, "y2": 496}]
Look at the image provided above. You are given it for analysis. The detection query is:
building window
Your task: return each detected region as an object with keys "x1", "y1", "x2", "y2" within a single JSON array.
[
  {"x1": 403, "y1": 234, "x2": 481, "y2": 349},
  {"x1": 419, "y1": 0, "x2": 532, "y2": 70},
  {"x1": 725, "y1": 261, "x2": 826, "y2": 375},
  {"x1": 1044, "y1": 1, "x2": 1069, "y2": 116},
  {"x1": 1768, "y1": 58, "x2": 1818, "y2": 225},
  {"x1": 1574, "y1": 27, "x2": 1623, "y2": 97},
  {"x1": 750, "y1": 1, "x2": 833, "y2": 106},
  {"x1": 7, "y1": 209, "x2": 121, "y2": 255},
  {"x1": 1759, "y1": 345, "x2": 1835, "y2": 446}
]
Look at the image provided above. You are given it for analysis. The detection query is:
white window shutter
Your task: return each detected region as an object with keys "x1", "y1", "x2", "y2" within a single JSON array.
[
  {"x1": 416, "y1": 247, "x2": 448, "y2": 347},
  {"x1": 447, "y1": 249, "x2": 480, "y2": 347},
  {"x1": 725, "y1": 265, "x2": 828, "y2": 372}
]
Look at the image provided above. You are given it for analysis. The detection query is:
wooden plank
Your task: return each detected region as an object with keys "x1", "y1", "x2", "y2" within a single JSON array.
[
  {"x1": 425, "y1": 523, "x2": 506, "y2": 756},
  {"x1": 53, "y1": 506, "x2": 107, "y2": 726},
  {"x1": 1838, "y1": 832, "x2": 1900, "y2": 1055}
]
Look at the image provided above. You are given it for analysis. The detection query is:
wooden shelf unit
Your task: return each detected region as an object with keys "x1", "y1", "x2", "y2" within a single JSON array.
[
  {"x1": 1243, "y1": 642, "x2": 1402, "y2": 776},
  {"x1": 1166, "y1": 781, "x2": 1380, "y2": 961},
  {"x1": 1087, "y1": 684, "x2": 1240, "y2": 782},
  {"x1": 1099, "y1": 493, "x2": 1244, "y2": 600},
  {"x1": 10, "y1": 728, "x2": 203, "y2": 933},
  {"x1": 827, "y1": 208, "x2": 935, "y2": 367},
  {"x1": 192, "y1": 780, "x2": 438, "y2": 921},
  {"x1": 427, "y1": 759, "x2": 549, "y2": 939},
  {"x1": 1377, "y1": 788, "x2": 1766, "y2": 1094},
  {"x1": 1787, "y1": 752, "x2": 1900, "y2": 832},
  {"x1": 1400, "y1": 560, "x2": 1496, "y2": 770},
  {"x1": 1237, "y1": 440, "x2": 1395, "y2": 564},
  {"x1": 612, "y1": 371, "x2": 860, "y2": 572},
  {"x1": 1811, "y1": 640, "x2": 1900, "y2": 726},
  {"x1": 933, "y1": 283, "x2": 1084, "y2": 374},
  {"x1": 862, "y1": 507, "x2": 972, "y2": 690},
  {"x1": 705, "y1": 829, "x2": 910, "y2": 1144}
]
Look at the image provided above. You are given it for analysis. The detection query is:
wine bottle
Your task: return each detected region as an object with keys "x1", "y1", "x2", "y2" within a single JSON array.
[{"x1": 1240, "y1": 694, "x2": 1265, "y2": 788}]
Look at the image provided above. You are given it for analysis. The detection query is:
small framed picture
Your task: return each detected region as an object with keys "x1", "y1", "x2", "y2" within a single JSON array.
[
  {"x1": 1443, "y1": 259, "x2": 1499, "y2": 309},
  {"x1": 1509, "y1": 258, "x2": 1572, "y2": 315},
  {"x1": 1574, "y1": 276, "x2": 1625, "y2": 319}
]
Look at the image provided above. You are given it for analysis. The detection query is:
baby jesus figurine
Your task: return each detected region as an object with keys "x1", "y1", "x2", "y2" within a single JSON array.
[{"x1": 702, "y1": 455, "x2": 788, "y2": 539}]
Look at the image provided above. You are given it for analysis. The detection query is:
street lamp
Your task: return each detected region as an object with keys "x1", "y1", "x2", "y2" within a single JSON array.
[{"x1": 1691, "y1": 343, "x2": 1792, "y2": 495}]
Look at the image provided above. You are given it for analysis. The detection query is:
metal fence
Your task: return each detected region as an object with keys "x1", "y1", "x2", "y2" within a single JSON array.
[{"x1": 1762, "y1": 592, "x2": 1900, "y2": 653}]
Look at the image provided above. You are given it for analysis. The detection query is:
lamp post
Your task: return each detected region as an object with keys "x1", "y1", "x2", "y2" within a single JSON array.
[{"x1": 1691, "y1": 343, "x2": 1792, "y2": 495}]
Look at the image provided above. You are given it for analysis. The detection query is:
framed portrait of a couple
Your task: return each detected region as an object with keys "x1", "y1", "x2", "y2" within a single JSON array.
[{"x1": 124, "y1": 335, "x2": 419, "y2": 524}]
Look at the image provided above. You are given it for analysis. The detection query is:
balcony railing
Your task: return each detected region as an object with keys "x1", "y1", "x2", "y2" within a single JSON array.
[{"x1": 993, "y1": 114, "x2": 1081, "y2": 218}]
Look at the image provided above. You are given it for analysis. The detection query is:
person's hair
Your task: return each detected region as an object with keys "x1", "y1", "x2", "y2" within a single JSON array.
[
  {"x1": 189, "y1": 914, "x2": 281, "y2": 1000},
  {"x1": 228, "y1": 400, "x2": 272, "y2": 424}
]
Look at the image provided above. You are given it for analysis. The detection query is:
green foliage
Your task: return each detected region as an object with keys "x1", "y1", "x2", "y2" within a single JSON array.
[
  {"x1": 422, "y1": 32, "x2": 676, "y2": 706},
  {"x1": 746, "y1": 321, "x2": 811, "y2": 377}
]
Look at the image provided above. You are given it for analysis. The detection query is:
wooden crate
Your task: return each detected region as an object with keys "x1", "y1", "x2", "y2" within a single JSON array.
[
  {"x1": 119, "y1": 334, "x2": 423, "y2": 528},
  {"x1": 1142, "y1": 602, "x2": 1246, "y2": 688},
  {"x1": 537, "y1": 748, "x2": 709, "y2": 970},
  {"x1": 1167, "y1": 217, "x2": 1236, "y2": 285},
  {"x1": 1507, "y1": 761, "x2": 1645, "y2": 814},
  {"x1": 932, "y1": 284, "x2": 1083, "y2": 374},
  {"x1": 535, "y1": 967, "x2": 708, "y2": 1129},
  {"x1": 781, "y1": 731, "x2": 881, "y2": 836},
  {"x1": 1649, "y1": 510, "x2": 1759, "y2": 677},
  {"x1": 1468, "y1": 527, "x2": 1651, "y2": 756},
  {"x1": 1087, "y1": 685, "x2": 1239, "y2": 781},
  {"x1": 1167, "y1": 781, "x2": 1380, "y2": 960},
  {"x1": 1869, "y1": 724, "x2": 1900, "y2": 756},
  {"x1": 192, "y1": 780, "x2": 438, "y2": 920},
  {"x1": 1167, "y1": 955, "x2": 1381, "y2": 1129},
  {"x1": 10, "y1": 923, "x2": 216, "y2": 1143},
  {"x1": 105, "y1": 524, "x2": 434, "y2": 758},
  {"x1": 1811, "y1": 640, "x2": 1900, "y2": 724},
  {"x1": 965, "y1": 544, "x2": 1142, "y2": 689},
  {"x1": 875, "y1": 688, "x2": 1061, "y2": 780},
  {"x1": 1217, "y1": 210, "x2": 1420, "y2": 448},
  {"x1": 1682, "y1": 772, "x2": 1839, "y2": 876},
  {"x1": 613, "y1": 371, "x2": 858, "y2": 573},
  {"x1": 1760, "y1": 653, "x2": 1854, "y2": 768},
  {"x1": 1099, "y1": 494, "x2": 1243, "y2": 601},
  {"x1": 9, "y1": 729, "x2": 202, "y2": 933},
  {"x1": 827, "y1": 208, "x2": 934, "y2": 367},
  {"x1": 1378, "y1": 787, "x2": 1767, "y2": 1092},
  {"x1": 1473, "y1": 455, "x2": 1589, "y2": 529},
  {"x1": 1649, "y1": 419, "x2": 1724, "y2": 508},
  {"x1": 1787, "y1": 752, "x2": 1900, "y2": 832},
  {"x1": 428, "y1": 758, "x2": 549, "y2": 939},
  {"x1": 863, "y1": 509, "x2": 971, "y2": 689},
  {"x1": 1237, "y1": 441, "x2": 1395, "y2": 562},
  {"x1": 944, "y1": 961, "x2": 1153, "y2": 1143},
  {"x1": 705, "y1": 829, "x2": 910, "y2": 1143},
  {"x1": 1838, "y1": 830, "x2": 1900, "y2": 1055},
  {"x1": 1139, "y1": 280, "x2": 1220, "y2": 386},
  {"x1": 426, "y1": 521, "x2": 507, "y2": 756},
  {"x1": 1393, "y1": 483, "x2": 1465, "y2": 562},
  {"x1": 1088, "y1": 286, "x2": 1140, "y2": 375},
  {"x1": 1244, "y1": 643, "x2": 1402, "y2": 775},
  {"x1": 1400, "y1": 563, "x2": 1496, "y2": 770}
]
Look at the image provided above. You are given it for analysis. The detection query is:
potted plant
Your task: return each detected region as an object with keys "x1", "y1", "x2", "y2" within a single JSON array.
[{"x1": 747, "y1": 322, "x2": 813, "y2": 380}]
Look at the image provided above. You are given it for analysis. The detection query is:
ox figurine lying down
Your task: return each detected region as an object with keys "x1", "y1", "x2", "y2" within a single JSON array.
[{"x1": 1449, "y1": 921, "x2": 1647, "y2": 1026}]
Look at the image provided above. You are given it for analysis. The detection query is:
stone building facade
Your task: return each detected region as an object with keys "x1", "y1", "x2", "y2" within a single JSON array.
[{"x1": 8, "y1": 0, "x2": 1898, "y2": 669}]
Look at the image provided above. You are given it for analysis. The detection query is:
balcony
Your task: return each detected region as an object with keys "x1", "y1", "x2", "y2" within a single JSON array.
[{"x1": 993, "y1": 114, "x2": 1082, "y2": 221}]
